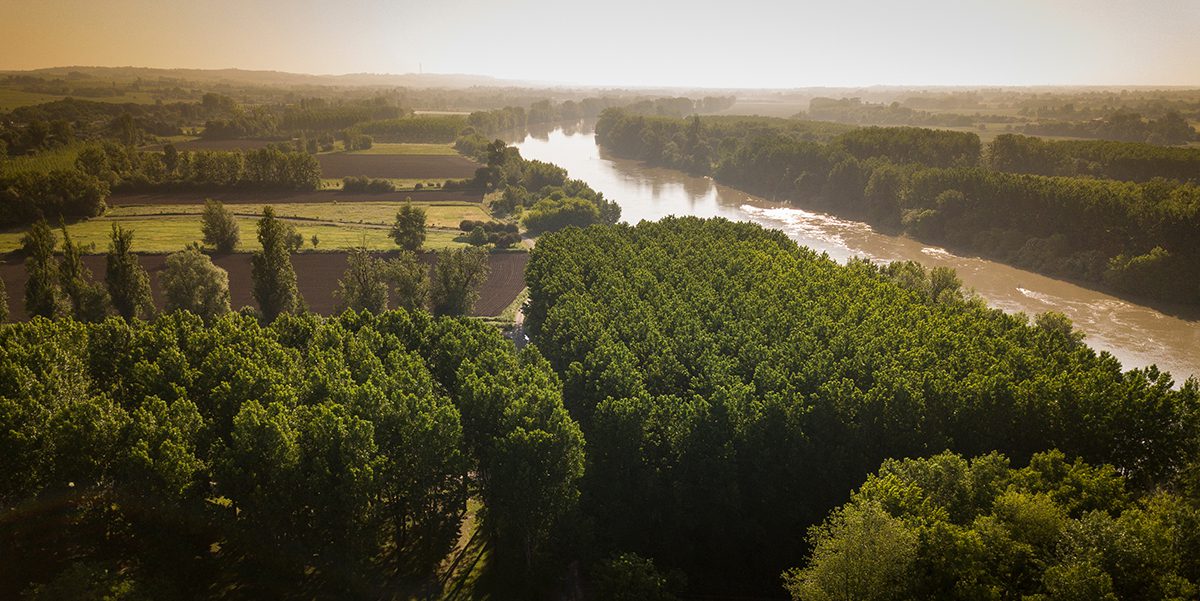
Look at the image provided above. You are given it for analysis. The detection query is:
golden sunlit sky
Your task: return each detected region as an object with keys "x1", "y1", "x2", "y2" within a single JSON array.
[{"x1": 2, "y1": 0, "x2": 1199, "y2": 88}]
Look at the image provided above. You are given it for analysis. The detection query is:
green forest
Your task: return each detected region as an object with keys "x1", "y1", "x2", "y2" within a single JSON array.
[
  {"x1": 595, "y1": 110, "x2": 1200, "y2": 306},
  {"x1": 1, "y1": 310, "x2": 584, "y2": 599},
  {"x1": 525, "y1": 217, "x2": 1200, "y2": 598}
]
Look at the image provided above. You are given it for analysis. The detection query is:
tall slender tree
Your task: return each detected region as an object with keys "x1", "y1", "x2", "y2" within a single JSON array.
[
  {"x1": 60, "y1": 225, "x2": 109, "y2": 321},
  {"x1": 106, "y1": 224, "x2": 154, "y2": 320},
  {"x1": 0, "y1": 277, "x2": 8, "y2": 322},
  {"x1": 22, "y1": 219, "x2": 61, "y2": 318},
  {"x1": 251, "y1": 207, "x2": 301, "y2": 321}
]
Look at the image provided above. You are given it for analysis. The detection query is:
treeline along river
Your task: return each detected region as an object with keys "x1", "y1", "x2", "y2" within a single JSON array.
[{"x1": 513, "y1": 123, "x2": 1199, "y2": 383}]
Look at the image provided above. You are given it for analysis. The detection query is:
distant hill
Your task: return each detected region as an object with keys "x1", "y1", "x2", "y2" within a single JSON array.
[{"x1": 0, "y1": 66, "x2": 525, "y2": 89}]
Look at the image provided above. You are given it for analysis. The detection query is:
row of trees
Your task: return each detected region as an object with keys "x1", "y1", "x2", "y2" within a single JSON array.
[
  {"x1": 7, "y1": 202, "x2": 486, "y2": 324},
  {"x1": 988, "y1": 133, "x2": 1200, "y2": 182},
  {"x1": 0, "y1": 143, "x2": 321, "y2": 227},
  {"x1": 594, "y1": 109, "x2": 1200, "y2": 305},
  {"x1": 462, "y1": 95, "x2": 737, "y2": 138},
  {"x1": 352, "y1": 115, "x2": 467, "y2": 143},
  {"x1": 80, "y1": 142, "x2": 321, "y2": 192},
  {"x1": 524, "y1": 218, "x2": 1200, "y2": 595},
  {"x1": 0, "y1": 306, "x2": 583, "y2": 599},
  {"x1": 1021, "y1": 110, "x2": 1197, "y2": 145}
]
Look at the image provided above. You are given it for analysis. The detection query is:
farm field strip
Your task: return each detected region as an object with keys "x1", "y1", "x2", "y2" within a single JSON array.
[
  {"x1": 110, "y1": 187, "x2": 486, "y2": 205},
  {"x1": 0, "y1": 215, "x2": 467, "y2": 254},
  {"x1": 107, "y1": 201, "x2": 492, "y2": 229},
  {"x1": 343, "y1": 143, "x2": 459, "y2": 155},
  {"x1": 316, "y1": 153, "x2": 479, "y2": 179}
]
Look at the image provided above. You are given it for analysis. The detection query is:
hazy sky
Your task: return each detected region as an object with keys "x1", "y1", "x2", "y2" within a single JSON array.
[{"x1": 2, "y1": 0, "x2": 1198, "y2": 87}]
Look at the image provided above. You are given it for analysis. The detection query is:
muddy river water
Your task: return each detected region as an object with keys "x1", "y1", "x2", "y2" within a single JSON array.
[{"x1": 514, "y1": 125, "x2": 1199, "y2": 382}]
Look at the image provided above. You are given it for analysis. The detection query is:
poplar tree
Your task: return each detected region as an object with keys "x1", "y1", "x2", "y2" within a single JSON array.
[
  {"x1": 106, "y1": 224, "x2": 154, "y2": 320},
  {"x1": 22, "y1": 219, "x2": 61, "y2": 318},
  {"x1": 251, "y1": 207, "x2": 301, "y2": 321},
  {"x1": 60, "y1": 225, "x2": 109, "y2": 321}
]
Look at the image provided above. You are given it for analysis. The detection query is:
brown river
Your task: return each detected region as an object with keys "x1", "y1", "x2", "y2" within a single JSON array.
[{"x1": 514, "y1": 124, "x2": 1200, "y2": 383}]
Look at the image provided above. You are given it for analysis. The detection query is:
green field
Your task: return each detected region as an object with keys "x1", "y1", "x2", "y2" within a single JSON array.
[
  {"x1": 110, "y1": 201, "x2": 492, "y2": 230},
  {"x1": 0, "y1": 216, "x2": 465, "y2": 254},
  {"x1": 0, "y1": 88, "x2": 67, "y2": 112},
  {"x1": 0, "y1": 144, "x2": 85, "y2": 176},
  {"x1": 346, "y1": 142, "x2": 460, "y2": 156},
  {"x1": 0, "y1": 87, "x2": 161, "y2": 112}
]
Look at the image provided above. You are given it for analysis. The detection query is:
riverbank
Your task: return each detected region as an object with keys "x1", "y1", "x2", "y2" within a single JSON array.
[{"x1": 515, "y1": 125, "x2": 1200, "y2": 382}]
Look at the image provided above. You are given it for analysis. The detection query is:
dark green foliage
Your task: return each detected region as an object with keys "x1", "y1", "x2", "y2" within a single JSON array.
[
  {"x1": 105, "y1": 224, "x2": 154, "y2": 320},
  {"x1": 250, "y1": 207, "x2": 301, "y2": 321},
  {"x1": 81, "y1": 143, "x2": 321, "y2": 193},
  {"x1": 834, "y1": 126, "x2": 981, "y2": 167},
  {"x1": 430, "y1": 247, "x2": 489, "y2": 316},
  {"x1": 387, "y1": 250, "x2": 430, "y2": 312},
  {"x1": 59, "y1": 226, "x2": 109, "y2": 321},
  {"x1": 0, "y1": 310, "x2": 583, "y2": 599},
  {"x1": 354, "y1": 115, "x2": 467, "y2": 143},
  {"x1": 467, "y1": 226, "x2": 488, "y2": 246},
  {"x1": 280, "y1": 105, "x2": 400, "y2": 131},
  {"x1": 0, "y1": 278, "x2": 7, "y2": 322},
  {"x1": 334, "y1": 249, "x2": 391, "y2": 313},
  {"x1": 785, "y1": 450, "x2": 1200, "y2": 601},
  {"x1": 201, "y1": 199, "x2": 240, "y2": 253},
  {"x1": 525, "y1": 218, "x2": 1200, "y2": 593},
  {"x1": 591, "y1": 553, "x2": 683, "y2": 601},
  {"x1": 22, "y1": 219, "x2": 62, "y2": 318},
  {"x1": 0, "y1": 169, "x2": 109, "y2": 226},
  {"x1": 160, "y1": 246, "x2": 231, "y2": 320},
  {"x1": 341, "y1": 175, "x2": 395, "y2": 193},
  {"x1": 988, "y1": 133, "x2": 1200, "y2": 182},
  {"x1": 523, "y1": 197, "x2": 601, "y2": 234},
  {"x1": 389, "y1": 201, "x2": 426, "y2": 251},
  {"x1": 1021, "y1": 110, "x2": 1197, "y2": 145}
]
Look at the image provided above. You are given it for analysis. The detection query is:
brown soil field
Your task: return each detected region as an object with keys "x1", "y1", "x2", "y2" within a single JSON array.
[
  {"x1": 109, "y1": 188, "x2": 485, "y2": 206},
  {"x1": 316, "y1": 154, "x2": 479, "y2": 179},
  {"x1": 0, "y1": 251, "x2": 527, "y2": 321}
]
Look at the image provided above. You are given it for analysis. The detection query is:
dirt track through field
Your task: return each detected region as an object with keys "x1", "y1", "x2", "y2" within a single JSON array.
[
  {"x1": 109, "y1": 188, "x2": 485, "y2": 206},
  {"x1": 316, "y1": 154, "x2": 479, "y2": 179},
  {"x1": 0, "y1": 251, "x2": 527, "y2": 320}
]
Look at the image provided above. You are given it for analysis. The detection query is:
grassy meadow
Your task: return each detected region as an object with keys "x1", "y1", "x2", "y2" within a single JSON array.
[{"x1": 0, "y1": 200, "x2": 485, "y2": 253}]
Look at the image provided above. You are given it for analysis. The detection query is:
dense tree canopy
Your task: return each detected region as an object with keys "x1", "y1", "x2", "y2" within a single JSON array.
[
  {"x1": 0, "y1": 309, "x2": 583, "y2": 599},
  {"x1": 525, "y1": 218, "x2": 1200, "y2": 594},
  {"x1": 785, "y1": 450, "x2": 1200, "y2": 601}
]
